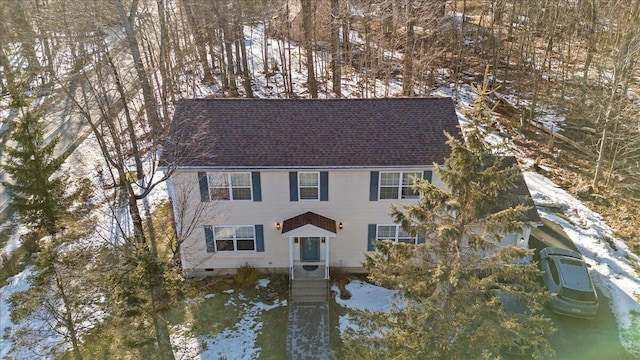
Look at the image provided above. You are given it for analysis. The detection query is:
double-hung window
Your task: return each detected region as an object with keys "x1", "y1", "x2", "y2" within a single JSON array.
[
  {"x1": 208, "y1": 173, "x2": 252, "y2": 200},
  {"x1": 298, "y1": 172, "x2": 319, "y2": 200},
  {"x1": 379, "y1": 171, "x2": 422, "y2": 200},
  {"x1": 376, "y1": 225, "x2": 416, "y2": 244},
  {"x1": 214, "y1": 225, "x2": 256, "y2": 251}
]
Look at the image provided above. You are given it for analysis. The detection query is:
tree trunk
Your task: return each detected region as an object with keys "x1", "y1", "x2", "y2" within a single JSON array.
[
  {"x1": 301, "y1": 0, "x2": 318, "y2": 98},
  {"x1": 593, "y1": 120, "x2": 608, "y2": 189},
  {"x1": 593, "y1": 82, "x2": 615, "y2": 188},
  {"x1": 212, "y1": 0, "x2": 238, "y2": 96},
  {"x1": 112, "y1": 0, "x2": 162, "y2": 138},
  {"x1": 156, "y1": 0, "x2": 171, "y2": 121},
  {"x1": 183, "y1": 0, "x2": 214, "y2": 83},
  {"x1": 331, "y1": 0, "x2": 342, "y2": 97},
  {"x1": 234, "y1": 1, "x2": 254, "y2": 98},
  {"x1": 403, "y1": 5, "x2": 415, "y2": 96},
  {"x1": 53, "y1": 265, "x2": 83, "y2": 360},
  {"x1": 583, "y1": 0, "x2": 597, "y2": 83}
]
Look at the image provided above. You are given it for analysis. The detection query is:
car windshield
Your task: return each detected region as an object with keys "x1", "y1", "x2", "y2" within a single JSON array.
[{"x1": 559, "y1": 258, "x2": 583, "y2": 267}]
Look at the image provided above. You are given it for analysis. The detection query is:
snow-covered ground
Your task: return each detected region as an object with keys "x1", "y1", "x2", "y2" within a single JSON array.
[
  {"x1": 0, "y1": 269, "x2": 33, "y2": 359},
  {"x1": 1, "y1": 21, "x2": 639, "y2": 359},
  {"x1": 333, "y1": 280, "x2": 404, "y2": 336}
]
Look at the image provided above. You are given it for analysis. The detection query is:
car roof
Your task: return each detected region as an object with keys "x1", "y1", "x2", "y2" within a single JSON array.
[{"x1": 550, "y1": 255, "x2": 593, "y2": 291}]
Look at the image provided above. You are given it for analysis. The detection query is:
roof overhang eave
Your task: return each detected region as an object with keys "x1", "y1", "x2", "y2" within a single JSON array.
[{"x1": 281, "y1": 224, "x2": 337, "y2": 238}]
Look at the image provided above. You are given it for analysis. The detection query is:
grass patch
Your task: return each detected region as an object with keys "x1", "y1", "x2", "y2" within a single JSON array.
[
  {"x1": 330, "y1": 289, "x2": 348, "y2": 359},
  {"x1": 256, "y1": 301, "x2": 288, "y2": 359},
  {"x1": 182, "y1": 289, "x2": 243, "y2": 336}
]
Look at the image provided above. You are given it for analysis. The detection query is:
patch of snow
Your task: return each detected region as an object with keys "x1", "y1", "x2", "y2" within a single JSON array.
[
  {"x1": 536, "y1": 111, "x2": 565, "y2": 133},
  {"x1": 333, "y1": 280, "x2": 404, "y2": 336},
  {"x1": 170, "y1": 325, "x2": 202, "y2": 360},
  {"x1": 257, "y1": 278, "x2": 270, "y2": 288},
  {"x1": 0, "y1": 267, "x2": 65, "y2": 360},
  {"x1": 0, "y1": 270, "x2": 32, "y2": 359},
  {"x1": 334, "y1": 280, "x2": 402, "y2": 312}
]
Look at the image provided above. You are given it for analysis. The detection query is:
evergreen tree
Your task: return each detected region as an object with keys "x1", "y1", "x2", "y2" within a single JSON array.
[
  {"x1": 2, "y1": 79, "x2": 95, "y2": 360},
  {"x1": 344, "y1": 78, "x2": 555, "y2": 359},
  {"x1": 2, "y1": 106, "x2": 69, "y2": 236}
]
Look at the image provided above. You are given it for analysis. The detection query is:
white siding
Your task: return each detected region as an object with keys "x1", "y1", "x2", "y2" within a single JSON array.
[{"x1": 171, "y1": 168, "x2": 445, "y2": 274}]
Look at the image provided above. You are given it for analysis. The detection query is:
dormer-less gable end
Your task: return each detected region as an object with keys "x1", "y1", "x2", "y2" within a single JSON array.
[{"x1": 161, "y1": 98, "x2": 462, "y2": 168}]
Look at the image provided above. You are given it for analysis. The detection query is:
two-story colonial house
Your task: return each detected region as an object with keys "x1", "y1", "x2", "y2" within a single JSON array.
[{"x1": 161, "y1": 98, "x2": 539, "y2": 279}]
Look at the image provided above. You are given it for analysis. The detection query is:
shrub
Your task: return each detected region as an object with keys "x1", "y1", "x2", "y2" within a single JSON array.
[
  {"x1": 330, "y1": 267, "x2": 352, "y2": 300},
  {"x1": 234, "y1": 263, "x2": 260, "y2": 287}
]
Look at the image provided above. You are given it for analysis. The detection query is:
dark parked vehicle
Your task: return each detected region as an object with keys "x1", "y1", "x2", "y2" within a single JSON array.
[{"x1": 539, "y1": 247, "x2": 599, "y2": 319}]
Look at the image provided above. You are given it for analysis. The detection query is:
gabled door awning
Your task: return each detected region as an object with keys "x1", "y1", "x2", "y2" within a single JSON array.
[{"x1": 281, "y1": 211, "x2": 337, "y2": 238}]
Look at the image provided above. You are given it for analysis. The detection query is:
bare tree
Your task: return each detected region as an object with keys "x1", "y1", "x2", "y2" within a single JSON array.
[{"x1": 591, "y1": 1, "x2": 640, "y2": 188}]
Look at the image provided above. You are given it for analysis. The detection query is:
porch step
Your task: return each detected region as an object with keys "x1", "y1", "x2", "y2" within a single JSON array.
[{"x1": 291, "y1": 279, "x2": 329, "y2": 303}]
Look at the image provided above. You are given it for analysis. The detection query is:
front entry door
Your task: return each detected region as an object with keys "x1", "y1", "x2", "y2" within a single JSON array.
[{"x1": 300, "y1": 237, "x2": 321, "y2": 261}]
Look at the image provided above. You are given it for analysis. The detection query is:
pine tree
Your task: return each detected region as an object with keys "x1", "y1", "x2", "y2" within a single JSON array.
[
  {"x1": 2, "y1": 81, "x2": 93, "y2": 360},
  {"x1": 2, "y1": 107, "x2": 69, "y2": 236},
  {"x1": 344, "y1": 77, "x2": 555, "y2": 359}
]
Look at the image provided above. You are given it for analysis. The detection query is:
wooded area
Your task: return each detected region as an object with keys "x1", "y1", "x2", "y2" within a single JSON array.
[{"x1": 1, "y1": 0, "x2": 639, "y2": 358}]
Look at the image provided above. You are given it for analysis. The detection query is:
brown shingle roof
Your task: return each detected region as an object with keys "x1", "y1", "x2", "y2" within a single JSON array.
[
  {"x1": 162, "y1": 98, "x2": 462, "y2": 168},
  {"x1": 282, "y1": 211, "x2": 337, "y2": 234}
]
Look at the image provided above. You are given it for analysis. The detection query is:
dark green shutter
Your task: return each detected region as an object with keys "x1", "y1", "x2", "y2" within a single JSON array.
[
  {"x1": 204, "y1": 226, "x2": 215, "y2": 253},
  {"x1": 289, "y1": 172, "x2": 298, "y2": 201},
  {"x1": 255, "y1": 225, "x2": 264, "y2": 252},
  {"x1": 423, "y1": 170, "x2": 433, "y2": 183},
  {"x1": 367, "y1": 224, "x2": 377, "y2": 251},
  {"x1": 251, "y1": 172, "x2": 262, "y2": 201},
  {"x1": 320, "y1": 171, "x2": 328, "y2": 201},
  {"x1": 369, "y1": 172, "x2": 379, "y2": 201},
  {"x1": 198, "y1": 172, "x2": 209, "y2": 202}
]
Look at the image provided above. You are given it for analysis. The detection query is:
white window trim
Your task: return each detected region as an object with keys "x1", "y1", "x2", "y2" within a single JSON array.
[
  {"x1": 208, "y1": 172, "x2": 253, "y2": 201},
  {"x1": 298, "y1": 171, "x2": 320, "y2": 201},
  {"x1": 378, "y1": 171, "x2": 422, "y2": 200},
  {"x1": 213, "y1": 225, "x2": 256, "y2": 252},
  {"x1": 376, "y1": 224, "x2": 417, "y2": 245}
]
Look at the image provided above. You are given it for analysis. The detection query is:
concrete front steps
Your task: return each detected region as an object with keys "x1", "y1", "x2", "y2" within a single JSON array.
[{"x1": 290, "y1": 278, "x2": 329, "y2": 303}]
